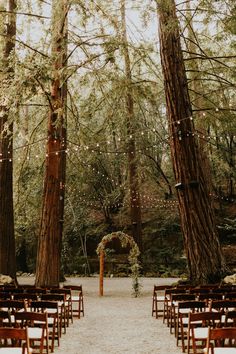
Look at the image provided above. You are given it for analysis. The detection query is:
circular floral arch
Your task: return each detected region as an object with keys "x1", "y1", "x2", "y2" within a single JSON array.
[{"x1": 96, "y1": 231, "x2": 141, "y2": 297}]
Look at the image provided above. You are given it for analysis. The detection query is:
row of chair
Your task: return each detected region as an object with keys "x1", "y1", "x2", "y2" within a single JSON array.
[
  {"x1": 152, "y1": 284, "x2": 236, "y2": 320},
  {"x1": 0, "y1": 284, "x2": 84, "y2": 319},
  {"x1": 175, "y1": 300, "x2": 236, "y2": 352},
  {"x1": 152, "y1": 284, "x2": 236, "y2": 353},
  {"x1": 187, "y1": 311, "x2": 236, "y2": 354},
  {"x1": 0, "y1": 303, "x2": 59, "y2": 353},
  {"x1": 0, "y1": 283, "x2": 84, "y2": 353}
]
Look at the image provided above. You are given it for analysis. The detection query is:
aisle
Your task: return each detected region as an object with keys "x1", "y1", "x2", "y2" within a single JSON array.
[{"x1": 52, "y1": 277, "x2": 182, "y2": 354}]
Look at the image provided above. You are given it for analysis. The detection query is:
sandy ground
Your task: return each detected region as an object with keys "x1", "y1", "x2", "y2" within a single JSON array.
[{"x1": 18, "y1": 276, "x2": 182, "y2": 354}]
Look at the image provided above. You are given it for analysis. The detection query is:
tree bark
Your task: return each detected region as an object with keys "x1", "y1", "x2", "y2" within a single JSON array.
[
  {"x1": 121, "y1": 0, "x2": 142, "y2": 253},
  {"x1": 157, "y1": 0, "x2": 226, "y2": 284},
  {"x1": 185, "y1": 0, "x2": 213, "y2": 196},
  {"x1": 0, "y1": 0, "x2": 17, "y2": 280},
  {"x1": 35, "y1": 0, "x2": 68, "y2": 287}
]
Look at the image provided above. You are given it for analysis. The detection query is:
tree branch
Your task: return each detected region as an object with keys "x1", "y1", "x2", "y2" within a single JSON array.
[{"x1": 0, "y1": 10, "x2": 50, "y2": 19}]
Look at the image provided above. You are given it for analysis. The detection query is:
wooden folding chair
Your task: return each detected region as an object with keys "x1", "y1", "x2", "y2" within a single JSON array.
[
  {"x1": 49, "y1": 288, "x2": 73, "y2": 325},
  {"x1": 152, "y1": 285, "x2": 172, "y2": 319},
  {"x1": 63, "y1": 285, "x2": 84, "y2": 319},
  {"x1": 187, "y1": 311, "x2": 222, "y2": 354},
  {"x1": 203, "y1": 327, "x2": 236, "y2": 353},
  {"x1": 14, "y1": 311, "x2": 49, "y2": 354},
  {"x1": 163, "y1": 288, "x2": 189, "y2": 326},
  {"x1": 176, "y1": 300, "x2": 206, "y2": 352},
  {"x1": 169, "y1": 294, "x2": 196, "y2": 335},
  {"x1": 29, "y1": 301, "x2": 60, "y2": 352},
  {"x1": 0, "y1": 326, "x2": 33, "y2": 353},
  {"x1": 40, "y1": 294, "x2": 66, "y2": 335}
]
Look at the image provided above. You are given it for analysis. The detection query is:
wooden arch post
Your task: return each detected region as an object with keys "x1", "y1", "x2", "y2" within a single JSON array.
[{"x1": 99, "y1": 250, "x2": 104, "y2": 296}]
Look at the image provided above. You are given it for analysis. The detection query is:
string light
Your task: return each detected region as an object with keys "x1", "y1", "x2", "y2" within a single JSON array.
[
  {"x1": 0, "y1": 127, "x2": 233, "y2": 164},
  {"x1": 0, "y1": 111, "x2": 233, "y2": 168}
]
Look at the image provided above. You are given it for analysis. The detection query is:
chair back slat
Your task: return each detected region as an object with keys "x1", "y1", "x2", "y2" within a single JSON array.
[
  {"x1": 24, "y1": 288, "x2": 47, "y2": 295},
  {"x1": 205, "y1": 326, "x2": 236, "y2": 353},
  {"x1": 29, "y1": 300, "x2": 58, "y2": 311},
  {"x1": 209, "y1": 300, "x2": 236, "y2": 313},
  {"x1": 198, "y1": 293, "x2": 223, "y2": 301},
  {"x1": 0, "y1": 300, "x2": 27, "y2": 313},
  {"x1": 13, "y1": 293, "x2": 38, "y2": 301},
  {"x1": 171, "y1": 294, "x2": 196, "y2": 302},
  {"x1": 178, "y1": 300, "x2": 206, "y2": 310},
  {"x1": 41, "y1": 294, "x2": 65, "y2": 302},
  {"x1": 15, "y1": 310, "x2": 48, "y2": 326},
  {"x1": 153, "y1": 285, "x2": 173, "y2": 292},
  {"x1": 0, "y1": 326, "x2": 31, "y2": 353},
  {"x1": 63, "y1": 285, "x2": 83, "y2": 291},
  {"x1": 188, "y1": 310, "x2": 222, "y2": 325},
  {"x1": 189, "y1": 288, "x2": 211, "y2": 294}
]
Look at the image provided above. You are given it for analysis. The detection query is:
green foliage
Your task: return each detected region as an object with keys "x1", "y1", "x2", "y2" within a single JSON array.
[
  {"x1": 218, "y1": 218, "x2": 236, "y2": 244},
  {"x1": 0, "y1": 0, "x2": 235, "y2": 277}
]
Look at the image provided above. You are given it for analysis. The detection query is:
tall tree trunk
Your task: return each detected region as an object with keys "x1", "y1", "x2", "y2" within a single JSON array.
[
  {"x1": 120, "y1": 0, "x2": 142, "y2": 253},
  {"x1": 157, "y1": 0, "x2": 226, "y2": 284},
  {"x1": 185, "y1": 0, "x2": 213, "y2": 195},
  {"x1": 35, "y1": 0, "x2": 68, "y2": 287},
  {"x1": 0, "y1": 0, "x2": 17, "y2": 280}
]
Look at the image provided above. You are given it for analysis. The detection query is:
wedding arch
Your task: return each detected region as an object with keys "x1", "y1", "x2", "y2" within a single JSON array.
[{"x1": 96, "y1": 231, "x2": 141, "y2": 297}]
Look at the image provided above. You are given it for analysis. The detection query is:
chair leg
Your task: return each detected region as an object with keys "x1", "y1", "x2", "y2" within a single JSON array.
[
  {"x1": 81, "y1": 296, "x2": 84, "y2": 316},
  {"x1": 152, "y1": 296, "x2": 157, "y2": 317},
  {"x1": 187, "y1": 327, "x2": 191, "y2": 354}
]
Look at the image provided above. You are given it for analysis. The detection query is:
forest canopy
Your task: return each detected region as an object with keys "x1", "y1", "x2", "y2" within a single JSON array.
[{"x1": 0, "y1": 0, "x2": 235, "y2": 284}]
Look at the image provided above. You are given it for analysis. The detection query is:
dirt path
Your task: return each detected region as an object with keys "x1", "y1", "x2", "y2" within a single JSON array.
[{"x1": 19, "y1": 276, "x2": 182, "y2": 354}]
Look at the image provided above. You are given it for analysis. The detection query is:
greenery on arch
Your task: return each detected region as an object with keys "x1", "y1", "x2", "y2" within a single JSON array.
[{"x1": 96, "y1": 231, "x2": 141, "y2": 297}]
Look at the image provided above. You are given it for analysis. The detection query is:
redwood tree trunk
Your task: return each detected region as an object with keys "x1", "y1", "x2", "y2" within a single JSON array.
[
  {"x1": 35, "y1": 0, "x2": 68, "y2": 287},
  {"x1": 157, "y1": 0, "x2": 225, "y2": 284},
  {"x1": 185, "y1": 0, "x2": 213, "y2": 195},
  {"x1": 0, "y1": 0, "x2": 17, "y2": 280},
  {"x1": 121, "y1": 0, "x2": 142, "y2": 253}
]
